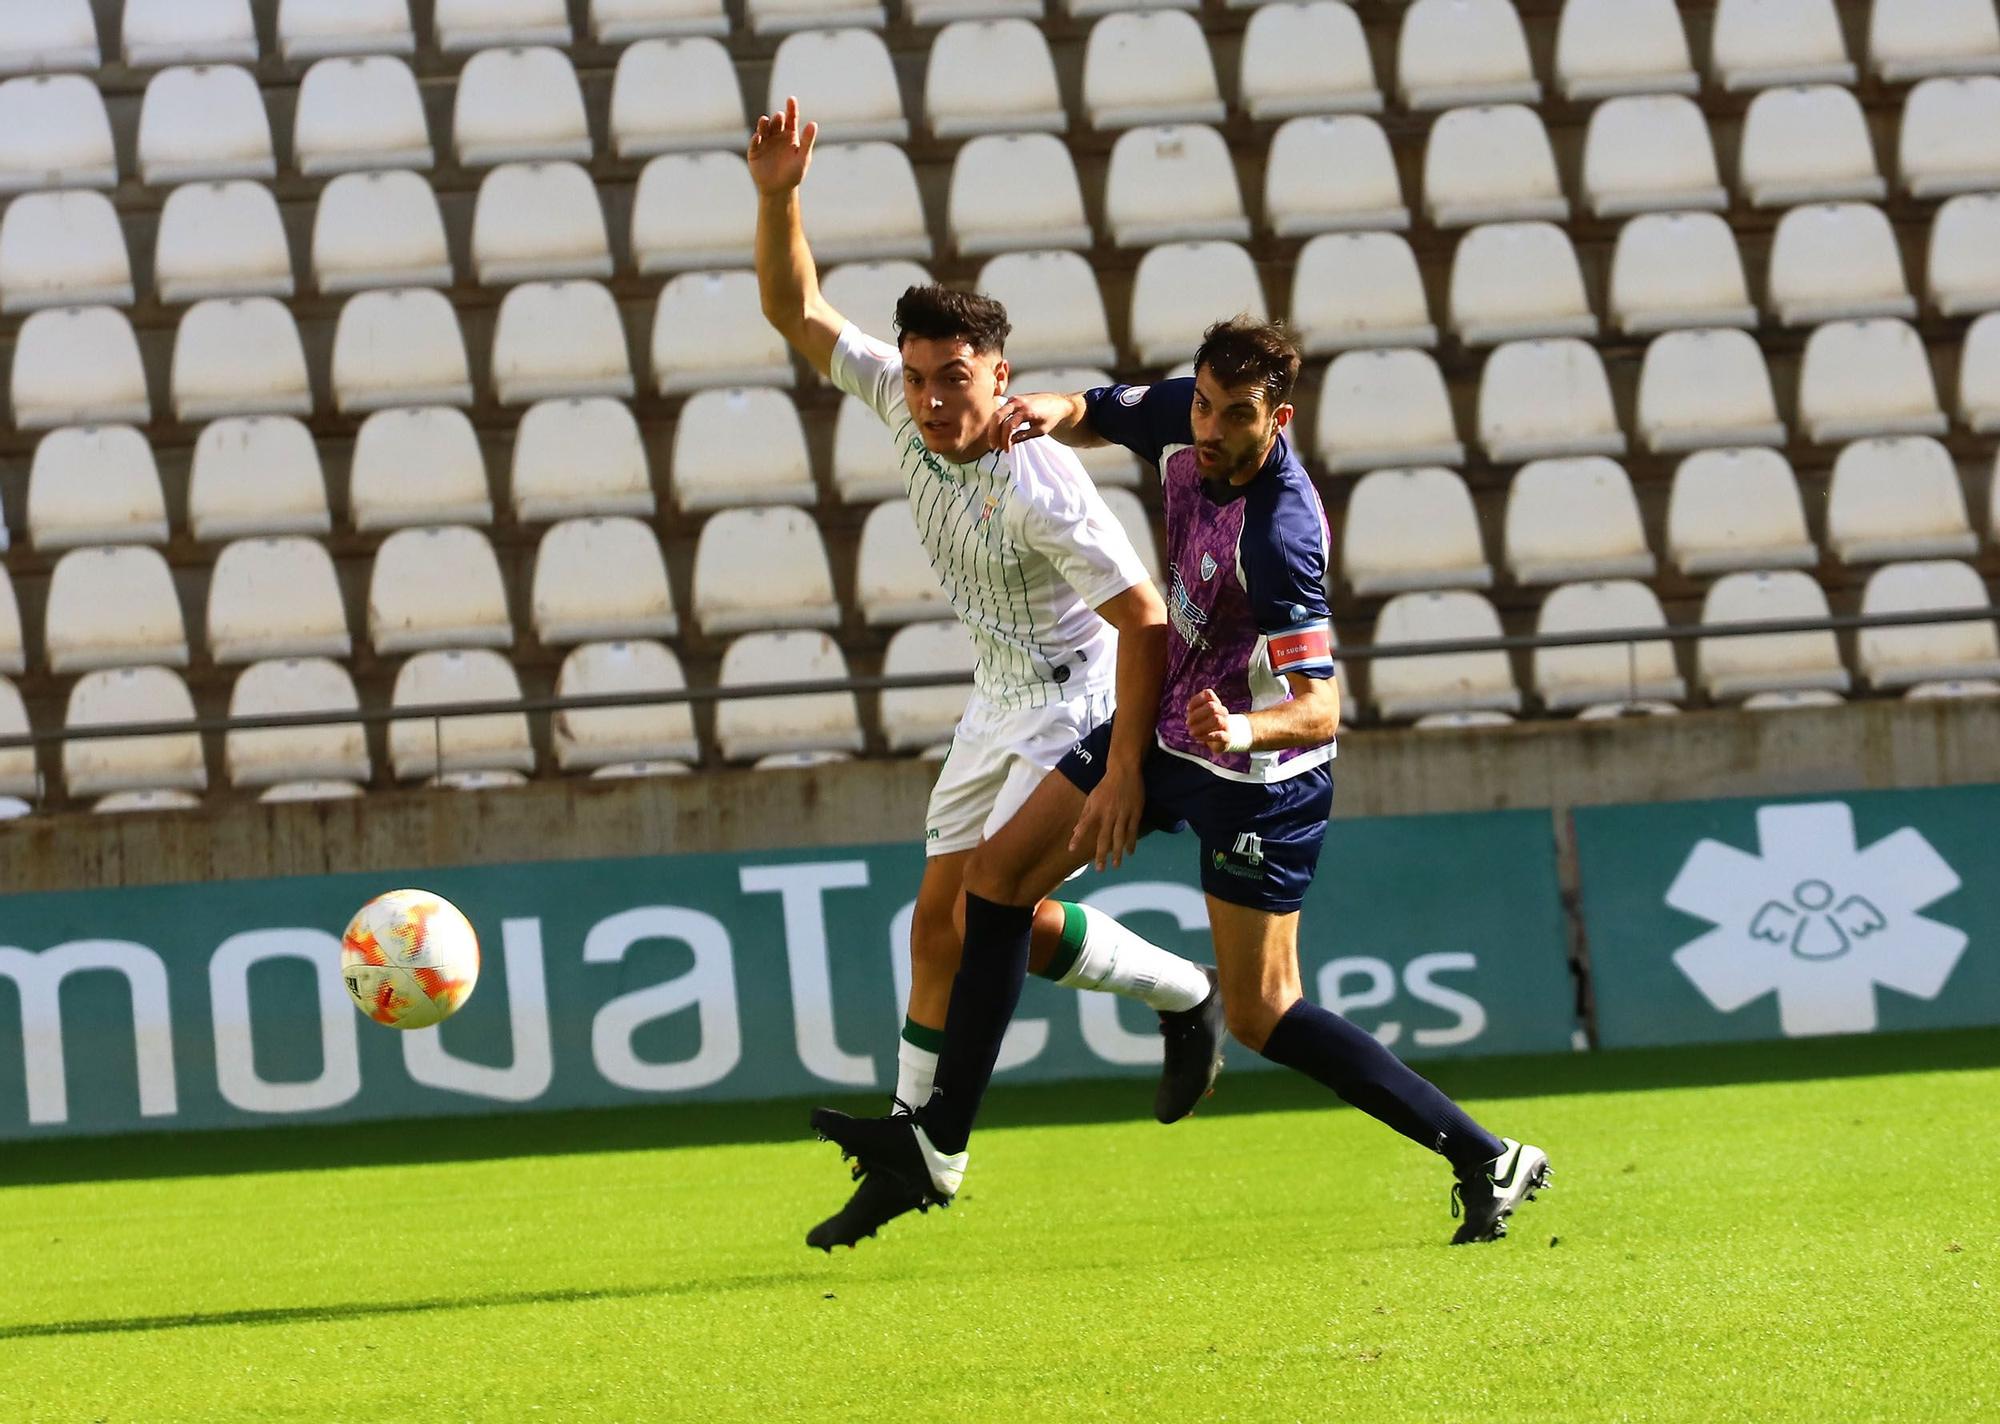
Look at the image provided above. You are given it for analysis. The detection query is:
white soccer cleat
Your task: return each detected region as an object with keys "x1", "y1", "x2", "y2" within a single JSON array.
[{"x1": 1450, "y1": 1138, "x2": 1551, "y2": 1244}]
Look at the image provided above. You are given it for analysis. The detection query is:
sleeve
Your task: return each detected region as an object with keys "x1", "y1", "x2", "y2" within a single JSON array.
[
  {"x1": 1080, "y1": 377, "x2": 1196, "y2": 467},
  {"x1": 1012, "y1": 443, "x2": 1152, "y2": 612},
  {"x1": 1241, "y1": 481, "x2": 1338, "y2": 680},
  {"x1": 826, "y1": 323, "x2": 905, "y2": 426}
]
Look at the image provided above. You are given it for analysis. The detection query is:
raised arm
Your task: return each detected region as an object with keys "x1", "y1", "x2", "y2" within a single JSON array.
[
  {"x1": 749, "y1": 97, "x2": 843, "y2": 379},
  {"x1": 991, "y1": 391, "x2": 1105, "y2": 452}
]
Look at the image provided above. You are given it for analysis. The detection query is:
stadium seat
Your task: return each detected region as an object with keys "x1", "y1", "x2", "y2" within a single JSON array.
[
  {"x1": 171, "y1": 297, "x2": 312, "y2": 422},
  {"x1": 0, "y1": 573, "x2": 21, "y2": 674},
  {"x1": 368, "y1": 525, "x2": 513, "y2": 655},
  {"x1": 331, "y1": 288, "x2": 473, "y2": 413},
  {"x1": 225, "y1": 658, "x2": 370, "y2": 789},
  {"x1": 472, "y1": 162, "x2": 612, "y2": 286},
  {"x1": 206, "y1": 537, "x2": 351, "y2": 664},
  {"x1": 1907, "y1": 678, "x2": 2000, "y2": 699},
  {"x1": 1575, "y1": 700, "x2": 1681, "y2": 720},
  {"x1": 1859, "y1": 561, "x2": 2000, "y2": 688},
  {"x1": 1371, "y1": 591, "x2": 1521, "y2": 720},
  {"x1": 0, "y1": 75, "x2": 116, "y2": 193},
  {"x1": 1699, "y1": 571, "x2": 1851, "y2": 699},
  {"x1": 454, "y1": 48, "x2": 590, "y2": 167},
  {"x1": 1448, "y1": 223, "x2": 1595, "y2": 347},
  {"x1": 1766, "y1": 203, "x2": 1914, "y2": 326},
  {"x1": 630, "y1": 152, "x2": 755, "y2": 274},
  {"x1": 294, "y1": 57, "x2": 434, "y2": 175},
  {"x1": 532, "y1": 518, "x2": 680, "y2": 645},
  {"x1": 910, "y1": 0, "x2": 1044, "y2": 24},
  {"x1": 1413, "y1": 710, "x2": 1518, "y2": 731},
  {"x1": 652, "y1": 270, "x2": 796, "y2": 394},
  {"x1": 880, "y1": 621, "x2": 975, "y2": 752},
  {"x1": 552, "y1": 640, "x2": 701, "y2": 771},
  {"x1": 1397, "y1": 0, "x2": 1540, "y2": 109},
  {"x1": 610, "y1": 38, "x2": 746, "y2": 158},
  {"x1": 693, "y1": 506, "x2": 840, "y2": 635},
  {"x1": 821, "y1": 260, "x2": 931, "y2": 333},
  {"x1": 925, "y1": 19, "x2": 1065, "y2": 138},
  {"x1": 592, "y1": 0, "x2": 731, "y2": 41},
  {"x1": 188, "y1": 416, "x2": 332, "y2": 541},
  {"x1": 26, "y1": 425, "x2": 169, "y2": 550},
  {"x1": 155, "y1": 181, "x2": 292, "y2": 304},
  {"x1": 1899, "y1": 77, "x2": 2000, "y2": 197},
  {"x1": 349, "y1": 406, "x2": 493, "y2": 531},
  {"x1": 137, "y1": 65, "x2": 273, "y2": 186},
  {"x1": 430, "y1": 769, "x2": 529, "y2": 791},
  {"x1": 1423, "y1": 105, "x2": 1567, "y2": 229},
  {"x1": 747, "y1": 0, "x2": 888, "y2": 35},
  {"x1": 671, "y1": 387, "x2": 816, "y2": 512},
  {"x1": 492, "y1": 281, "x2": 634, "y2": 405},
  {"x1": 1129, "y1": 242, "x2": 1265, "y2": 367},
  {"x1": 1290, "y1": 232, "x2": 1436, "y2": 354},
  {"x1": 312, "y1": 170, "x2": 451, "y2": 294},
  {"x1": 1239, "y1": 2, "x2": 1380, "y2": 120},
  {"x1": 1668, "y1": 448, "x2": 1816, "y2": 575},
  {"x1": 798, "y1": 142, "x2": 930, "y2": 263},
  {"x1": 1708, "y1": 0, "x2": 1856, "y2": 90},
  {"x1": 1083, "y1": 11, "x2": 1224, "y2": 128},
  {"x1": 770, "y1": 29, "x2": 908, "y2": 142},
  {"x1": 0, "y1": 677, "x2": 33, "y2": 797},
  {"x1": 514, "y1": 398, "x2": 657, "y2": 523},
  {"x1": 1799, "y1": 319, "x2": 1946, "y2": 442},
  {"x1": 1963, "y1": 312, "x2": 2000, "y2": 431},
  {"x1": 857, "y1": 501, "x2": 951, "y2": 625},
  {"x1": 0, "y1": 190, "x2": 132, "y2": 313},
  {"x1": 1609, "y1": 212, "x2": 1756, "y2": 334},
  {"x1": 124, "y1": 0, "x2": 257, "y2": 67},
  {"x1": 1504, "y1": 458, "x2": 1655, "y2": 586},
  {"x1": 0, "y1": 0, "x2": 98, "y2": 76},
  {"x1": 45, "y1": 546, "x2": 188, "y2": 673},
  {"x1": 277, "y1": 0, "x2": 417, "y2": 60},
  {"x1": 388, "y1": 649, "x2": 534, "y2": 781},
  {"x1": 1533, "y1": 580, "x2": 1685, "y2": 711},
  {"x1": 1066, "y1": 0, "x2": 1199, "y2": 16},
  {"x1": 1342, "y1": 468, "x2": 1490, "y2": 595},
  {"x1": 1106, "y1": 126, "x2": 1248, "y2": 247},
  {"x1": 1553, "y1": 0, "x2": 1698, "y2": 99},
  {"x1": 93, "y1": 789, "x2": 207, "y2": 813},
  {"x1": 1101, "y1": 487, "x2": 1161, "y2": 580},
  {"x1": 1870, "y1": 0, "x2": 2000, "y2": 81},
  {"x1": 434, "y1": 0, "x2": 572, "y2": 50},
  {"x1": 1316, "y1": 349, "x2": 1465, "y2": 473},
  {"x1": 63, "y1": 668, "x2": 207, "y2": 798},
  {"x1": 1479, "y1": 340, "x2": 1624, "y2": 463},
  {"x1": 832, "y1": 396, "x2": 906, "y2": 503},
  {"x1": 587, "y1": 760, "x2": 692, "y2": 780},
  {"x1": 1636, "y1": 328, "x2": 1787, "y2": 452},
  {"x1": 977, "y1": 251, "x2": 1117, "y2": 369},
  {"x1": 1264, "y1": 116, "x2": 1408, "y2": 237},
  {"x1": 715, "y1": 631, "x2": 865, "y2": 762},
  {"x1": 1581, "y1": 94, "x2": 1727, "y2": 218},
  {"x1": 1827, "y1": 437, "x2": 1978, "y2": 563},
  {"x1": 9, "y1": 306, "x2": 150, "y2": 430},
  {"x1": 1010, "y1": 368, "x2": 1143, "y2": 489},
  {"x1": 1740, "y1": 86, "x2": 1885, "y2": 207},
  {"x1": 949, "y1": 134, "x2": 1092, "y2": 256}
]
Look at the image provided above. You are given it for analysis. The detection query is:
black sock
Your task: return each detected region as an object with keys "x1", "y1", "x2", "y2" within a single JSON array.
[
  {"x1": 1259, "y1": 999, "x2": 1505, "y2": 1174},
  {"x1": 917, "y1": 892, "x2": 1033, "y2": 1155}
]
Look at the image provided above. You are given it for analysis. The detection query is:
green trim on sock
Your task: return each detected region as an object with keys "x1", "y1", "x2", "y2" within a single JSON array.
[
  {"x1": 900, "y1": 1017, "x2": 946, "y2": 1053},
  {"x1": 1034, "y1": 900, "x2": 1088, "y2": 982}
]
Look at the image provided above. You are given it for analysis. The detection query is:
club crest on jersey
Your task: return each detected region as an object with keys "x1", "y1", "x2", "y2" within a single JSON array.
[
  {"x1": 1199, "y1": 552, "x2": 1217, "y2": 581},
  {"x1": 978, "y1": 492, "x2": 1000, "y2": 525}
]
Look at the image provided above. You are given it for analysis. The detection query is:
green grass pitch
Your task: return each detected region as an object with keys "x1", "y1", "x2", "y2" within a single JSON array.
[{"x1": 2, "y1": 1030, "x2": 1994, "y2": 1422}]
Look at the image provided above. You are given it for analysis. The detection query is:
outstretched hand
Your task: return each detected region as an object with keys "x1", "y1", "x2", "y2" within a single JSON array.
[{"x1": 748, "y1": 95, "x2": 817, "y2": 195}]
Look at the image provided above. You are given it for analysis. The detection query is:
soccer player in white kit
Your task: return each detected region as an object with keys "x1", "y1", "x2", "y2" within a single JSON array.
[{"x1": 749, "y1": 99, "x2": 1226, "y2": 1249}]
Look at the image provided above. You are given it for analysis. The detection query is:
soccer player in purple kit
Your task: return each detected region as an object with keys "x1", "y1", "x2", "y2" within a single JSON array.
[{"x1": 814, "y1": 318, "x2": 1552, "y2": 1245}]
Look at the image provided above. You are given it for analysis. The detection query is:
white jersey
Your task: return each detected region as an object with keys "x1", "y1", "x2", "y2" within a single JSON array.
[{"x1": 830, "y1": 323, "x2": 1150, "y2": 712}]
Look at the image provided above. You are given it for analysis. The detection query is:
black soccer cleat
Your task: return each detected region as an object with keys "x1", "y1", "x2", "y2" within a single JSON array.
[
  {"x1": 810, "y1": 1107, "x2": 965, "y2": 1206},
  {"x1": 1449, "y1": 1139, "x2": 1552, "y2": 1245},
  {"x1": 1154, "y1": 965, "x2": 1226, "y2": 1123},
  {"x1": 806, "y1": 1165, "x2": 934, "y2": 1252}
]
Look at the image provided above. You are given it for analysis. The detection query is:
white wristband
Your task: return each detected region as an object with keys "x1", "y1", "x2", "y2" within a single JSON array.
[{"x1": 1221, "y1": 714, "x2": 1254, "y2": 754}]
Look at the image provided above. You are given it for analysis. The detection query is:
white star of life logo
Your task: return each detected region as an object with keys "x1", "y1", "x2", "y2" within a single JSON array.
[{"x1": 1665, "y1": 802, "x2": 1968, "y2": 1037}]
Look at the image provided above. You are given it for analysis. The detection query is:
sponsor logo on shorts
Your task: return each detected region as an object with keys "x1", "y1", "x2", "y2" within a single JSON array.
[{"x1": 1211, "y1": 833, "x2": 1266, "y2": 880}]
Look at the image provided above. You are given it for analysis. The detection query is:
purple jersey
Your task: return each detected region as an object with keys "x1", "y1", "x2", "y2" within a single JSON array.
[{"x1": 1084, "y1": 378, "x2": 1338, "y2": 783}]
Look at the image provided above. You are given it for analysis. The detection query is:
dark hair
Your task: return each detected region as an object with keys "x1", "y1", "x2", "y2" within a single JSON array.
[
  {"x1": 1193, "y1": 317, "x2": 1302, "y2": 407},
  {"x1": 894, "y1": 284, "x2": 1010, "y2": 356}
]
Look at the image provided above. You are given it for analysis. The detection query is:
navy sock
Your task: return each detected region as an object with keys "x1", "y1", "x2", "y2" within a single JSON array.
[
  {"x1": 1259, "y1": 999, "x2": 1505, "y2": 1173},
  {"x1": 917, "y1": 892, "x2": 1033, "y2": 1155}
]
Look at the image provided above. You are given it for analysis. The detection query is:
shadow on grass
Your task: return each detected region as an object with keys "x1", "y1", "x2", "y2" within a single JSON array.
[{"x1": 3, "y1": 1027, "x2": 1994, "y2": 1190}]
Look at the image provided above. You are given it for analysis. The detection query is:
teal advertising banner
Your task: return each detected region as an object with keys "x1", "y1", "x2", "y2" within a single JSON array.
[
  {"x1": 1576, "y1": 788, "x2": 2000, "y2": 1049},
  {"x1": 0, "y1": 809, "x2": 1576, "y2": 1140}
]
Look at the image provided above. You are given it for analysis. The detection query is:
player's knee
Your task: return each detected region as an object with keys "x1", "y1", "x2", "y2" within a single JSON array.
[
  {"x1": 1225, "y1": 993, "x2": 1287, "y2": 1053},
  {"x1": 962, "y1": 842, "x2": 1035, "y2": 908}
]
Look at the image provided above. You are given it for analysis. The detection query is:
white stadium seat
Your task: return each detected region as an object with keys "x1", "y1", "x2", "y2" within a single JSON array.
[
  {"x1": 349, "y1": 406, "x2": 493, "y2": 531},
  {"x1": 1899, "y1": 77, "x2": 2000, "y2": 197},
  {"x1": 1106, "y1": 125, "x2": 1248, "y2": 247},
  {"x1": 926, "y1": 19, "x2": 1066, "y2": 138},
  {"x1": 1342, "y1": 468, "x2": 1491, "y2": 594},
  {"x1": 1699, "y1": 571, "x2": 1850, "y2": 699},
  {"x1": 188, "y1": 416, "x2": 331, "y2": 542},
  {"x1": 0, "y1": 0, "x2": 98, "y2": 76},
  {"x1": 368, "y1": 525, "x2": 513, "y2": 655},
  {"x1": 977, "y1": 251, "x2": 1117, "y2": 368},
  {"x1": 171, "y1": 297, "x2": 312, "y2": 423},
  {"x1": 1239, "y1": 2, "x2": 1381, "y2": 120},
  {"x1": 858, "y1": 501, "x2": 952, "y2": 625},
  {"x1": 715, "y1": 631, "x2": 865, "y2": 763},
  {"x1": 1609, "y1": 212, "x2": 1756, "y2": 334},
  {"x1": 1448, "y1": 223, "x2": 1595, "y2": 347},
  {"x1": 1129, "y1": 242, "x2": 1266, "y2": 367},
  {"x1": 832, "y1": 395, "x2": 904, "y2": 502},
  {"x1": 747, "y1": 0, "x2": 888, "y2": 35},
  {"x1": 1740, "y1": 86, "x2": 1885, "y2": 207},
  {"x1": 1799, "y1": 319, "x2": 1946, "y2": 442},
  {"x1": 155, "y1": 181, "x2": 292, "y2": 304},
  {"x1": 1906, "y1": 678, "x2": 2000, "y2": 699},
  {"x1": 1669, "y1": 448, "x2": 1817, "y2": 575},
  {"x1": 0, "y1": 75, "x2": 116, "y2": 193},
  {"x1": 1575, "y1": 700, "x2": 1682, "y2": 720},
  {"x1": 63, "y1": 668, "x2": 206, "y2": 798},
  {"x1": 332, "y1": 288, "x2": 473, "y2": 413},
  {"x1": 672, "y1": 387, "x2": 816, "y2": 513},
  {"x1": 389, "y1": 650, "x2": 534, "y2": 781},
  {"x1": 1827, "y1": 437, "x2": 1978, "y2": 563},
  {"x1": 1637, "y1": 328, "x2": 1787, "y2": 452},
  {"x1": 0, "y1": 573, "x2": 21, "y2": 674},
  {"x1": 10, "y1": 306, "x2": 149, "y2": 430},
  {"x1": 472, "y1": 162, "x2": 612, "y2": 286},
  {"x1": 225, "y1": 658, "x2": 370, "y2": 789},
  {"x1": 1554, "y1": 0, "x2": 1698, "y2": 100},
  {"x1": 1709, "y1": 0, "x2": 1856, "y2": 90},
  {"x1": 492, "y1": 281, "x2": 635, "y2": 405},
  {"x1": 1371, "y1": 591, "x2": 1521, "y2": 720},
  {"x1": 1067, "y1": 0, "x2": 1199, "y2": 16},
  {"x1": 610, "y1": 38, "x2": 746, "y2": 158},
  {"x1": 45, "y1": 546, "x2": 188, "y2": 673},
  {"x1": 0, "y1": 190, "x2": 132, "y2": 313},
  {"x1": 206, "y1": 537, "x2": 351, "y2": 664},
  {"x1": 631, "y1": 152, "x2": 755, "y2": 274},
  {"x1": 881, "y1": 621, "x2": 975, "y2": 752},
  {"x1": 0, "y1": 677, "x2": 33, "y2": 796},
  {"x1": 652, "y1": 270, "x2": 796, "y2": 394},
  {"x1": 1265, "y1": 116, "x2": 1408, "y2": 236},
  {"x1": 1084, "y1": 11, "x2": 1224, "y2": 128},
  {"x1": 26, "y1": 425, "x2": 169, "y2": 550},
  {"x1": 1534, "y1": 580, "x2": 1685, "y2": 711},
  {"x1": 912, "y1": 0, "x2": 1044, "y2": 24},
  {"x1": 770, "y1": 29, "x2": 908, "y2": 142},
  {"x1": 137, "y1": 65, "x2": 273, "y2": 186},
  {"x1": 533, "y1": 518, "x2": 680, "y2": 645},
  {"x1": 1505, "y1": 458, "x2": 1655, "y2": 586},
  {"x1": 1102, "y1": 488, "x2": 1161, "y2": 581},
  {"x1": 1858, "y1": 561, "x2": 2000, "y2": 688},
  {"x1": 434, "y1": 0, "x2": 572, "y2": 51},
  {"x1": 454, "y1": 47, "x2": 590, "y2": 167},
  {"x1": 1397, "y1": 0, "x2": 1540, "y2": 109},
  {"x1": 586, "y1": 761, "x2": 692, "y2": 780},
  {"x1": 553, "y1": 640, "x2": 700, "y2": 770},
  {"x1": 277, "y1": 0, "x2": 417, "y2": 61},
  {"x1": 1766, "y1": 203, "x2": 1914, "y2": 326},
  {"x1": 92, "y1": 788, "x2": 204, "y2": 812},
  {"x1": 1423, "y1": 105, "x2": 1567, "y2": 229},
  {"x1": 1934, "y1": 195, "x2": 2000, "y2": 316},
  {"x1": 312, "y1": 170, "x2": 451, "y2": 294},
  {"x1": 949, "y1": 135, "x2": 1092, "y2": 256},
  {"x1": 294, "y1": 57, "x2": 434, "y2": 175},
  {"x1": 1963, "y1": 312, "x2": 2000, "y2": 431},
  {"x1": 820, "y1": 260, "x2": 931, "y2": 334},
  {"x1": 1870, "y1": 0, "x2": 2000, "y2": 81},
  {"x1": 430, "y1": 770, "x2": 528, "y2": 792},
  {"x1": 592, "y1": 0, "x2": 731, "y2": 41},
  {"x1": 693, "y1": 506, "x2": 840, "y2": 635},
  {"x1": 513, "y1": 398, "x2": 657, "y2": 523},
  {"x1": 1290, "y1": 232, "x2": 1436, "y2": 354},
  {"x1": 798, "y1": 142, "x2": 930, "y2": 263},
  {"x1": 1316, "y1": 348, "x2": 1465, "y2": 473},
  {"x1": 124, "y1": 0, "x2": 257, "y2": 67},
  {"x1": 1479, "y1": 339, "x2": 1624, "y2": 463},
  {"x1": 1581, "y1": 94, "x2": 1727, "y2": 218}
]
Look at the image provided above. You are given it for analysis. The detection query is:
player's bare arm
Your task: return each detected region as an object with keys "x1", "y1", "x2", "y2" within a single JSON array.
[
  {"x1": 1187, "y1": 674, "x2": 1341, "y2": 756},
  {"x1": 1071, "y1": 582, "x2": 1168, "y2": 871},
  {"x1": 749, "y1": 96, "x2": 842, "y2": 378},
  {"x1": 991, "y1": 391, "x2": 1104, "y2": 452}
]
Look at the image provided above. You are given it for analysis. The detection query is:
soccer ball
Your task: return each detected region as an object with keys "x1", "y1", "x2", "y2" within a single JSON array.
[{"x1": 341, "y1": 888, "x2": 481, "y2": 1030}]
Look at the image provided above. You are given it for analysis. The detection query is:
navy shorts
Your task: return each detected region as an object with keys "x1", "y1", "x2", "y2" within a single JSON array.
[{"x1": 1056, "y1": 716, "x2": 1333, "y2": 913}]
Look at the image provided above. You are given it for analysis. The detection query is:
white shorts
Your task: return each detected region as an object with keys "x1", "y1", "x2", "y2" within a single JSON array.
[{"x1": 925, "y1": 685, "x2": 1116, "y2": 856}]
